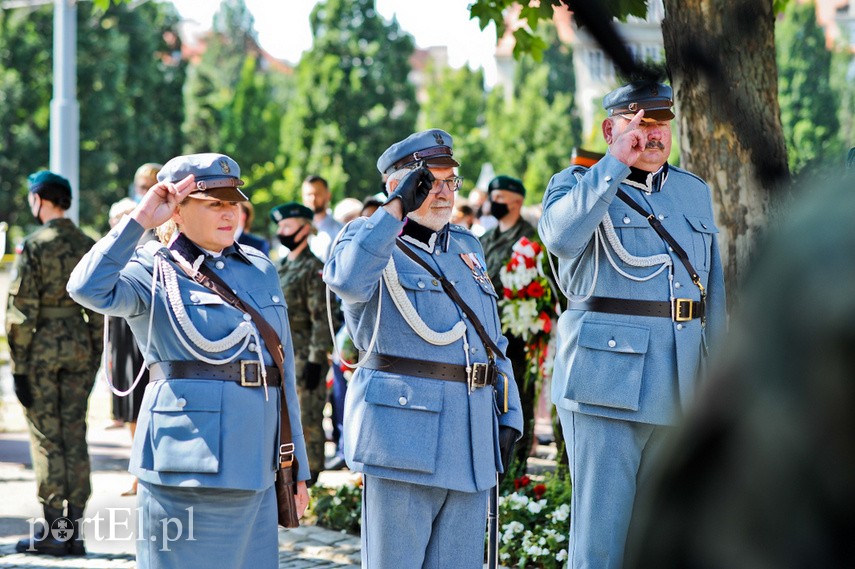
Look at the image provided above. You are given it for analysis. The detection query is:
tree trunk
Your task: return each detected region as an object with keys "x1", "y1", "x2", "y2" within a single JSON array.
[{"x1": 662, "y1": 0, "x2": 788, "y2": 307}]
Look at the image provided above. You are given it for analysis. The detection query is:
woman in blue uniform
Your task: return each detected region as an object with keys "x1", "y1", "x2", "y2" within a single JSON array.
[{"x1": 68, "y1": 153, "x2": 310, "y2": 569}]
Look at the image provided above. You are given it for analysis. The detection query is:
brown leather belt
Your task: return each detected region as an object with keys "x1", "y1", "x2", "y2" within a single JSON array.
[
  {"x1": 567, "y1": 296, "x2": 704, "y2": 322},
  {"x1": 359, "y1": 352, "x2": 497, "y2": 388},
  {"x1": 149, "y1": 360, "x2": 281, "y2": 387}
]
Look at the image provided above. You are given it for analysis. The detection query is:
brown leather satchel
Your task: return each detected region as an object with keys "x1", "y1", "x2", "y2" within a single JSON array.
[{"x1": 168, "y1": 238, "x2": 300, "y2": 528}]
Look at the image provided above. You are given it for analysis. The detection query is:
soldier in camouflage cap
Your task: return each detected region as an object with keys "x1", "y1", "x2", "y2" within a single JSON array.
[
  {"x1": 271, "y1": 201, "x2": 335, "y2": 485},
  {"x1": 7, "y1": 171, "x2": 103, "y2": 556},
  {"x1": 479, "y1": 175, "x2": 540, "y2": 470}
]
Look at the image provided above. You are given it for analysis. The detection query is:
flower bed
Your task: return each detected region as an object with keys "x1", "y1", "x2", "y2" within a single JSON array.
[
  {"x1": 493, "y1": 471, "x2": 572, "y2": 568},
  {"x1": 311, "y1": 469, "x2": 574, "y2": 568}
]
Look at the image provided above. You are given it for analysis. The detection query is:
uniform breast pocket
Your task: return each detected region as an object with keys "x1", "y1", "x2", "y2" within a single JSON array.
[
  {"x1": 395, "y1": 271, "x2": 448, "y2": 323},
  {"x1": 684, "y1": 215, "x2": 718, "y2": 271},
  {"x1": 611, "y1": 209, "x2": 656, "y2": 258},
  {"x1": 353, "y1": 375, "x2": 444, "y2": 474},
  {"x1": 150, "y1": 380, "x2": 223, "y2": 473},
  {"x1": 182, "y1": 290, "x2": 230, "y2": 335},
  {"x1": 247, "y1": 287, "x2": 288, "y2": 333},
  {"x1": 566, "y1": 321, "x2": 650, "y2": 411}
]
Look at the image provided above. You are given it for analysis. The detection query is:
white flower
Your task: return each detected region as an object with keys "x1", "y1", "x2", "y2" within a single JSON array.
[
  {"x1": 557, "y1": 549, "x2": 568, "y2": 562},
  {"x1": 527, "y1": 500, "x2": 544, "y2": 514},
  {"x1": 502, "y1": 521, "x2": 524, "y2": 537},
  {"x1": 556, "y1": 533, "x2": 566, "y2": 543},
  {"x1": 551, "y1": 503, "x2": 570, "y2": 522}
]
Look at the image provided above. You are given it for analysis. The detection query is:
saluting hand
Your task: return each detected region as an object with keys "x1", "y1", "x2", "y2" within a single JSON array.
[
  {"x1": 608, "y1": 109, "x2": 647, "y2": 168},
  {"x1": 383, "y1": 166, "x2": 435, "y2": 219},
  {"x1": 130, "y1": 174, "x2": 197, "y2": 229}
]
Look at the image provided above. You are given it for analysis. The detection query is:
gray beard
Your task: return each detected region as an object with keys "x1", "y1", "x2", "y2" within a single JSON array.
[{"x1": 408, "y1": 205, "x2": 452, "y2": 232}]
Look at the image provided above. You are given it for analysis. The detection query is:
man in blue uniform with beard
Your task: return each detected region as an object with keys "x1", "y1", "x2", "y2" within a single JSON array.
[{"x1": 324, "y1": 129, "x2": 523, "y2": 569}]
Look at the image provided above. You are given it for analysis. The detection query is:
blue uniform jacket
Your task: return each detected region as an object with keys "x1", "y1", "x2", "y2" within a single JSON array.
[
  {"x1": 324, "y1": 208, "x2": 523, "y2": 492},
  {"x1": 68, "y1": 216, "x2": 310, "y2": 489},
  {"x1": 539, "y1": 153, "x2": 726, "y2": 425}
]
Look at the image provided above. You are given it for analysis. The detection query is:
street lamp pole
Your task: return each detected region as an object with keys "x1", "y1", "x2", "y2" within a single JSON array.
[{"x1": 50, "y1": 0, "x2": 79, "y2": 223}]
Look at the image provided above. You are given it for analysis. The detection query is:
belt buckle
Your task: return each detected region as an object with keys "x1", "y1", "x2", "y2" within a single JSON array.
[
  {"x1": 279, "y1": 443, "x2": 295, "y2": 467},
  {"x1": 240, "y1": 361, "x2": 263, "y2": 387},
  {"x1": 470, "y1": 363, "x2": 495, "y2": 389},
  {"x1": 674, "y1": 298, "x2": 694, "y2": 322}
]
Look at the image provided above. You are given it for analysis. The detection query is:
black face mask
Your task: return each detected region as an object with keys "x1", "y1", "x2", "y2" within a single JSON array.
[
  {"x1": 490, "y1": 201, "x2": 509, "y2": 221},
  {"x1": 278, "y1": 232, "x2": 306, "y2": 250},
  {"x1": 31, "y1": 194, "x2": 43, "y2": 224}
]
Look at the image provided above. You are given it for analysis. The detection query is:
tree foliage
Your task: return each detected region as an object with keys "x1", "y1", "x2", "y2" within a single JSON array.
[
  {"x1": 275, "y1": 0, "x2": 418, "y2": 203},
  {"x1": 469, "y1": 0, "x2": 646, "y2": 60},
  {"x1": 776, "y1": 0, "x2": 839, "y2": 174},
  {"x1": 0, "y1": 1, "x2": 185, "y2": 231},
  {"x1": 183, "y1": 0, "x2": 259, "y2": 153},
  {"x1": 418, "y1": 63, "x2": 489, "y2": 191},
  {"x1": 484, "y1": 25, "x2": 581, "y2": 204}
]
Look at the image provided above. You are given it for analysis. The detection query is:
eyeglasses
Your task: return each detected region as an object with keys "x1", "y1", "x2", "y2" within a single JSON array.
[{"x1": 429, "y1": 176, "x2": 464, "y2": 194}]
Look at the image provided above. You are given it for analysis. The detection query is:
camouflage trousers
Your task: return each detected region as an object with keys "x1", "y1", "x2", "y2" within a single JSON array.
[
  {"x1": 295, "y1": 361, "x2": 330, "y2": 486},
  {"x1": 23, "y1": 361, "x2": 96, "y2": 509}
]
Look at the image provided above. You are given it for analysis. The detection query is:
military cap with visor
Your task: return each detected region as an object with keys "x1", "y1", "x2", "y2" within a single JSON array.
[
  {"x1": 488, "y1": 175, "x2": 526, "y2": 198},
  {"x1": 377, "y1": 128, "x2": 459, "y2": 175},
  {"x1": 603, "y1": 81, "x2": 675, "y2": 122},
  {"x1": 270, "y1": 202, "x2": 313, "y2": 223},
  {"x1": 157, "y1": 153, "x2": 248, "y2": 202}
]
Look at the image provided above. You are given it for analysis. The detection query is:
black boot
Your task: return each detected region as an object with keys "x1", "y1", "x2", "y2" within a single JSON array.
[
  {"x1": 15, "y1": 504, "x2": 71, "y2": 556},
  {"x1": 66, "y1": 504, "x2": 86, "y2": 556}
]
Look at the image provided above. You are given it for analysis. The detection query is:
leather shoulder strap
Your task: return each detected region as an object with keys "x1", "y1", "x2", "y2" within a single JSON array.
[
  {"x1": 395, "y1": 239, "x2": 505, "y2": 360},
  {"x1": 615, "y1": 189, "x2": 706, "y2": 295},
  {"x1": 168, "y1": 254, "x2": 296, "y2": 468}
]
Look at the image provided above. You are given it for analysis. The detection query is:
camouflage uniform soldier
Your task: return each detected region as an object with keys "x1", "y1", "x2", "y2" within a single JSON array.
[
  {"x1": 479, "y1": 175, "x2": 538, "y2": 469},
  {"x1": 7, "y1": 171, "x2": 102, "y2": 557},
  {"x1": 271, "y1": 202, "x2": 334, "y2": 485}
]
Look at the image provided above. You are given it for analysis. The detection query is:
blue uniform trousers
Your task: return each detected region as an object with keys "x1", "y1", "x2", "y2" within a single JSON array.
[
  {"x1": 361, "y1": 475, "x2": 488, "y2": 569},
  {"x1": 136, "y1": 481, "x2": 278, "y2": 569},
  {"x1": 557, "y1": 408, "x2": 672, "y2": 569}
]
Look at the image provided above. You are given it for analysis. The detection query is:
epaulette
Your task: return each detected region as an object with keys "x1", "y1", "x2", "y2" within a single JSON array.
[
  {"x1": 666, "y1": 164, "x2": 710, "y2": 188},
  {"x1": 237, "y1": 242, "x2": 268, "y2": 261},
  {"x1": 447, "y1": 223, "x2": 473, "y2": 235}
]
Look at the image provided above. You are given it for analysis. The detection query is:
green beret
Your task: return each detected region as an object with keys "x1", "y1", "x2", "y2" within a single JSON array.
[
  {"x1": 488, "y1": 175, "x2": 526, "y2": 197},
  {"x1": 270, "y1": 201, "x2": 313, "y2": 223},
  {"x1": 28, "y1": 170, "x2": 71, "y2": 196}
]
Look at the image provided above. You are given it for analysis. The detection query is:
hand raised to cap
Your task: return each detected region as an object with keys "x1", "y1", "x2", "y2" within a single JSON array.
[
  {"x1": 608, "y1": 109, "x2": 648, "y2": 168},
  {"x1": 384, "y1": 166, "x2": 435, "y2": 219},
  {"x1": 131, "y1": 174, "x2": 197, "y2": 229}
]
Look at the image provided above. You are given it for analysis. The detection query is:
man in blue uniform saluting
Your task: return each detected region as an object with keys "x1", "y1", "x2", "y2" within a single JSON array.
[
  {"x1": 539, "y1": 81, "x2": 727, "y2": 569},
  {"x1": 324, "y1": 129, "x2": 523, "y2": 569}
]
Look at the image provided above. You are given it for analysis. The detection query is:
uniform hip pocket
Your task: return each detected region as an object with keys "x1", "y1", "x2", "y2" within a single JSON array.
[
  {"x1": 353, "y1": 375, "x2": 444, "y2": 474},
  {"x1": 149, "y1": 380, "x2": 223, "y2": 473},
  {"x1": 565, "y1": 321, "x2": 650, "y2": 411}
]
